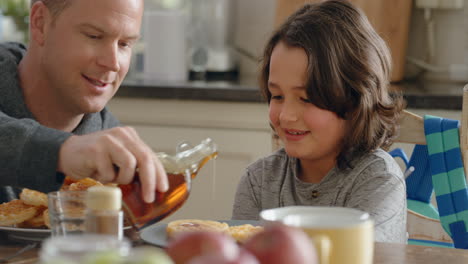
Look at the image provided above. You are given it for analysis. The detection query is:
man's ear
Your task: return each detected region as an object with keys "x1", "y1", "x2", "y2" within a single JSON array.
[{"x1": 29, "y1": 2, "x2": 52, "y2": 46}]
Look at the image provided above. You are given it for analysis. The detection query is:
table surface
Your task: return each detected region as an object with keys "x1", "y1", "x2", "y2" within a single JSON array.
[{"x1": 1, "y1": 232, "x2": 467, "y2": 264}]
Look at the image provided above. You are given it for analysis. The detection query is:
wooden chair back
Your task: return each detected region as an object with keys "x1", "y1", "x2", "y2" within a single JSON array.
[{"x1": 396, "y1": 86, "x2": 468, "y2": 181}]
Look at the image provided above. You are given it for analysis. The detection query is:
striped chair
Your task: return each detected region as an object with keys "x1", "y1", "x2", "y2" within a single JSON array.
[{"x1": 391, "y1": 86, "x2": 468, "y2": 249}]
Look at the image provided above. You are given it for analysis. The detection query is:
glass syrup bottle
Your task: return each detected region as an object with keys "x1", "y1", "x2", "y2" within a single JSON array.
[{"x1": 120, "y1": 138, "x2": 217, "y2": 230}]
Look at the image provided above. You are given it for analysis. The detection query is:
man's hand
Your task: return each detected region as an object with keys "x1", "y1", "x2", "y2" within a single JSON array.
[{"x1": 57, "y1": 127, "x2": 169, "y2": 203}]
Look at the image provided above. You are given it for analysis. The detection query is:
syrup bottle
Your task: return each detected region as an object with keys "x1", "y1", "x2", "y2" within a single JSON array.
[{"x1": 120, "y1": 138, "x2": 217, "y2": 230}]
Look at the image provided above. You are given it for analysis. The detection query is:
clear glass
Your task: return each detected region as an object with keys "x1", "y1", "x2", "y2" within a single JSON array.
[
  {"x1": 120, "y1": 138, "x2": 217, "y2": 230},
  {"x1": 47, "y1": 191, "x2": 87, "y2": 236},
  {"x1": 39, "y1": 234, "x2": 130, "y2": 264}
]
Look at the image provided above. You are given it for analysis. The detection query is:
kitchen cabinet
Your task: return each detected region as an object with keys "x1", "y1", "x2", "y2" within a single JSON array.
[{"x1": 107, "y1": 98, "x2": 272, "y2": 222}]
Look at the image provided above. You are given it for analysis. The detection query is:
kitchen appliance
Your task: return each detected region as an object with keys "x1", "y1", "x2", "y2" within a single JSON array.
[
  {"x1": 143, "y1": 9, "x2": 188, "y2": 82},
  {"x1": 188, "y1": 0, "x2": 238, "y2": 80}
]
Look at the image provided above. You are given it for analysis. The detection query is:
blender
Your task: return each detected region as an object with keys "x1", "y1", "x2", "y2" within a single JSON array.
[{"x1": 188, "y1": 0, "x2": 238, "y2": 80}]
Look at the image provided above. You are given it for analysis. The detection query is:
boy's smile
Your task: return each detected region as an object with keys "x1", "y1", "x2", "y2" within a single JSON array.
[{"x1": 283, "y1": 128, "x2": 310, "y2": 141}]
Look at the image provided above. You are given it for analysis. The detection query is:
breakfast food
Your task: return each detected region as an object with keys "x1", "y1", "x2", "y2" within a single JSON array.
[
  {"x1": 19, "y1": 188, "x2": 48, "y2": 207},
  {"x1": 228, "y1": 224, "x2": 264, "y2": 244},
  {"x1": 62, "y1": 177, "x2": 103, "y2": 191},
  {"x1": 43, "y1": 209, "x2": 50, "y2": 228},
  {"x1": 166, "y1": 219, "x2": 230, "y2": 240},
  {"x1": 0, "y1": 199, "x2": 39, "y2": 226},
  {"x1": 0, "y1": 177, "x2": 104, "y2": 229},
  {"x1": 166, "y1": 219, "x2": 264, "y2": 243},
  {"x1": 18, "y1": 207, "x2": 47, "y2": 228}
]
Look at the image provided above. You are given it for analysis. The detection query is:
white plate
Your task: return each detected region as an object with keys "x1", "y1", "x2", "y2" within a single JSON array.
[
  {"x1": 140, "y1": 220, "x2": 261, "y2": 248},
  {"x1": 0, "y1": 226, "x2": 50, "y2": 242}
]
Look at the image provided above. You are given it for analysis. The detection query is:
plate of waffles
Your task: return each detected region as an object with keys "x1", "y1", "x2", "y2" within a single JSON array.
[
  {"x1": 140, "y1": 219, "x2": 263, "y2": 248},
  {"x1": 0, "y1": 187, "x2": 51, "y2": 242},
  {"x1": 0, "y1": 181, "x2": 130, "y2": 242}
]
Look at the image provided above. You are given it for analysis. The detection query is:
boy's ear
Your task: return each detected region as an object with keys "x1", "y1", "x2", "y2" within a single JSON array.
[{"x1": 29, "y1": 1, "x2": 52, "y2": 46}]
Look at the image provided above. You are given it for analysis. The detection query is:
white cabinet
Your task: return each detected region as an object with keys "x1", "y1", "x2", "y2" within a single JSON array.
[{"x1": 107, "y1": 98, "x2": 272, "y2": 222}]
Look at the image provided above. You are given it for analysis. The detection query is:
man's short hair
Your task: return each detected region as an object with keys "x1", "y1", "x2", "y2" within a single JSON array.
[{"x1": 30, "y1": 0, "x2": 71, "y2": 20}]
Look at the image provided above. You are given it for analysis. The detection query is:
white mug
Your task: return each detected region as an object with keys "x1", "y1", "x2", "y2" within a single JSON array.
[{"x1": 260, "y1": 206, "x2": 374, "y2": 264}]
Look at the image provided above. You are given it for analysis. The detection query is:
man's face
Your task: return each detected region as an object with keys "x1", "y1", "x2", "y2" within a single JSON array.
[{"x1": 39, "y1": 0, "x2": 143, "y2": 115}]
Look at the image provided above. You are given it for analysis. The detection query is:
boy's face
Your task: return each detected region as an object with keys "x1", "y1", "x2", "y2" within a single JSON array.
[
  {"x1": 38, "y1": 0, "x2": 142, "y2": 115},
  {"x1": 267, "y1": 41, "x2": 346, "y2": 169}
]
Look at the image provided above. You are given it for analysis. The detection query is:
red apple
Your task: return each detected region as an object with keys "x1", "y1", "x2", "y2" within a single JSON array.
[
  {"x1": 187, "y1": 248, "x2": 259, "y2": 264},
  {"x1": 243, "y1": 224, "x2": 318, "y2": 264},
  {"x1": 166, "y1": 231, "x2": 239, "y2": 264}
]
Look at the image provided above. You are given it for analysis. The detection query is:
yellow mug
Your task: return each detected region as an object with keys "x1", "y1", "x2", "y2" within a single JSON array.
[{"x1": 260, "y1": 206, "x2": 374, "y2": 264}]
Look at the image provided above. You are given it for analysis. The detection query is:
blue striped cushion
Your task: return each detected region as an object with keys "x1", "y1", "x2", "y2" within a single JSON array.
[{"x1": 424, "y1": 115, "x2": 468, "y2": 249}]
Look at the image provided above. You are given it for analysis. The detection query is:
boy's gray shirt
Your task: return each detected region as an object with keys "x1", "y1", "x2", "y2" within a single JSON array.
[
  {"x1": 0, "y1": 42, "x2": 120, "y2": 193},
  {"x1": 232, "y1": 148, "x2": 407, "y2": 243}
]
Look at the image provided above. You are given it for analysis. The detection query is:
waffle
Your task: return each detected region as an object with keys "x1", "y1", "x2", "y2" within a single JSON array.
[
  {"x1": 0, "y1": 199, "x2": 39, "y2": 226},
  {"x1": 17, "y1": 206, "x2": 47, "y2": 228},
  {"x1": 20, "y1": 188, "x2": 48, "y2": 207}
]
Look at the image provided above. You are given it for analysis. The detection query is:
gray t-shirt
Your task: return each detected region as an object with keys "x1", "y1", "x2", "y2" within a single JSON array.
[
  {"x1": 0, "y1": 42, "x2": 120, "y2": 193},
  {"x1": 232, "y1": 148, "x2": 407, "y2": 243}
]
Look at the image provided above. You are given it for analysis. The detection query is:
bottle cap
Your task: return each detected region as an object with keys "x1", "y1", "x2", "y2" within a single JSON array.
[{"x1": 86, "y1": 186, "x2": 122, "y2": 211}]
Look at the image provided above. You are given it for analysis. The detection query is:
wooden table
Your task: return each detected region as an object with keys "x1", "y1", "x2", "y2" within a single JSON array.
[
  {"x1": 373, "y1": 242, "x2": 468, "y2": 264},
  {"x1": 1, "y1": 234, "x2": 467, "y2": 264}
]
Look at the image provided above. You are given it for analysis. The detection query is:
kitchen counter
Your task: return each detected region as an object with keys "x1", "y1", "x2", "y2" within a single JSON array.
[
  {"x1": 117, "y1": 77, "x2": 465, "y2": 110},
  {"x1": 393, "y1": 80, "x2": 465, "y2": 110},
  {"x1": 117, "y1": 76, "x2": 264, "y2": 103}
]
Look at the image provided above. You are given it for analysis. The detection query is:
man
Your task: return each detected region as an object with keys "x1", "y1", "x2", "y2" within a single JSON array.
[{"x1": 0, "y1": 0, "x2": 168, "y2": 203}]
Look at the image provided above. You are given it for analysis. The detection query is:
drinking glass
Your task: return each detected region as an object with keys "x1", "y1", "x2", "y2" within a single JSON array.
[
  {"x1": 47, "y1": 191, "x2": 87, "y2": 236},
  {"x1": 40, "y1": 234, "x2": 130, "y2": 264}
]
